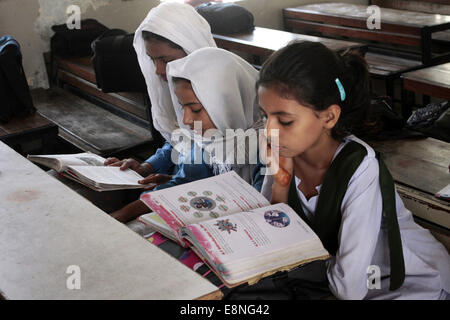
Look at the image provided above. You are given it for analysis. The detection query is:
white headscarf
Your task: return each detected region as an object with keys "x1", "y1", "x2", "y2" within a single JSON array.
[
  {"x1": 133, "y1": 2, "x2": 216, "y2": 142},
  {"x1": 167, "y1": 47, "x2": 262, "y2": 183}
]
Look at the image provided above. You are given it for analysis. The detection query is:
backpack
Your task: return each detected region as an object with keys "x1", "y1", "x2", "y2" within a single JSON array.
[
  {"x1": 51, "y1": 19, "x2": 108, "y2": 58},
  {"x1": 361, "y1": 96, "x2": 424, "y2": 141},
  {"x1": 0, "y1": 36, "x2": 36, "y2": 123},
  {"x1": 91, "y1": 29, "x2": 147, "y2": 93},
  {"x1": 195, "y1": 2, "x2": 255, "y2": 34}
]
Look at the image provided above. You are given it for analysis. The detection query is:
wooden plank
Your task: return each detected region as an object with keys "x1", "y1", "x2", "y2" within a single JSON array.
[
  {"x1": 404, "y1": 78, "x2": 450, "y2": 99},
  {"x1": 213, "y1": 26, "x2": 366, "y2": 58},
  {"x1": 0, "y1": 141, "x2": 221, "y2": 300},
  {"x1": 369, "y1": 137, "x2": 450, "y2": 195},
  {"x1": 30, "y1": 87, "x2": 153, "y2": 156},
  {"x1": 285, "y1": 18, "x2": 422, "y2": 47},
  {"x1": 54, "y1": 55, "x2": 149, "y2": 121},
  {"x1": 0, "y1": 113, "x2": 54, "y2": 137},
  {"x1": 397, "y1": 184, "x2": 450, "y2": 230},
  {"x1": 58, "y1": 70, "x2": 149, "y2": 120},
  {"x1": 55, "y1": 56, "x2": 97, "y2": 84},
  {"x1": 365, "y1": 52, "x2": 423, "y2": 76},
  {"x1": 370, "y1": 0, "x2": 450, "y2": 15},
  {"x1": 283, "y1": 7, "x2": 421, "y2": 36},
  {"x1": 284, "y1": 3, "x2": 450, "y2": 27},
  {"x1": 401, "y1": 62, "x2": 450, "y2": 99}
]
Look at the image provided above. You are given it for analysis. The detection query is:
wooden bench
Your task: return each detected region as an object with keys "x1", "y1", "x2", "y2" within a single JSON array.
[
  {"x1": 283, "y1": 2, "x2": 450, "y2": 102},
  {"x1": 0, "y1": 113, "x2": 58, "y2": 156},
  {"x1": 369, "y1": 137, "x2": 450, "y2": 250},
  {"x1": 51, "y1": 55, "x2": 151, "y2": 129},
  {"x1": 0, "y1": 141, "x2": 222, "y2": 300},
  {"x1": 213, "y1": 27, "x2": 367, "y2": 66},
  {"x1": 31, "y1": 87, "x2": 154, "y2": 157},
  {"x1": 401, "y1": 62, "x2": 450, "y2": 117}
]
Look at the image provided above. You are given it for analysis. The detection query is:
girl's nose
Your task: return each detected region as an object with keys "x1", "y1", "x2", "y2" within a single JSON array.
[
  {"x1": 183, "y1": 108, "x2": 193, "y2": 126},
  {"x1": 265, "y1": 117, "x2": 276, "y2": 132}
]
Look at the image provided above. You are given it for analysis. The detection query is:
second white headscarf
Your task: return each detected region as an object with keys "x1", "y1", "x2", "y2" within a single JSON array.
[{"x1": 167, "y1": 47, "x2": 262, "y2": 182}]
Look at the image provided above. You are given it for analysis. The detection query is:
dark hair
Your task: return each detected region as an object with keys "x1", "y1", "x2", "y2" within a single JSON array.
[
  {"x1": 257, "y1": 41, "x2": 372, "y2": 140},
  {"x1": 142, "y1": 30, "x2": 183, "y2": 50}
]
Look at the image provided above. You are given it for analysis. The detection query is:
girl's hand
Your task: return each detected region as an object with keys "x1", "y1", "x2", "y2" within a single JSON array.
[
  {"x1": 139, "y1": 173, "x2": 172, "y2": 191},
  {"x1": 266, "y1": 144, "x2": 294, "y2": 204},
  {"x1": 104, "y1": 158, "x2": 153, "y2": 176}
]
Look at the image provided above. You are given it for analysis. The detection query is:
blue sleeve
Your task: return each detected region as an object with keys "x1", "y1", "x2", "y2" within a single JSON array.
[
  {"x1": 252, "y1": 159, "x2": 265, "y2": 192},
  {"x1": 145, "y1": 141, "x2": 175, "y2": 174},
  {"x1": 153, "y1": 161, "x2": 214, "y2": 191},
  {"x1": 152, "y1": 145, "x2": 214, "y2": 191}
]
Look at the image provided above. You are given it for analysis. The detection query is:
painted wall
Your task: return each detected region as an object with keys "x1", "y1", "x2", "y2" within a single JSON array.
[{"x1": 0, "y1": 0, "x2": 368, "y2": 89}]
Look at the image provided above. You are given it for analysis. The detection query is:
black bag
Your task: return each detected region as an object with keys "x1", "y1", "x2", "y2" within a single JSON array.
[
  {"x1": 91, "y1": 30, "x2": 147, "y2": 93},
  {"x1": 51, "y1": 19, "x2": 108, "y2": 57},
  {"x1": 0, "y1": 36, "x2": 36, "y2": 123},
  {"x1": 195, "y1": 2, "x2": 255, "y2": 34},
  {"x1": 360, "y1": 96, "x2": 424, "y2": 141},
  {"x1": 406, "y1": 100, "x2": 449, "y2": 129}
]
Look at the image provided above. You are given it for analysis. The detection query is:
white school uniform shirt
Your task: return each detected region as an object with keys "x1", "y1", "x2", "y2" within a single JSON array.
[{"x1": 261, "y1": 135, "x2": 450, "y2": 299}]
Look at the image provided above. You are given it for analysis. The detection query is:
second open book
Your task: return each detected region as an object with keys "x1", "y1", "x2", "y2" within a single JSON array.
[{"x1": 139, "y1": 171, "x2": 330, "y2": 288}]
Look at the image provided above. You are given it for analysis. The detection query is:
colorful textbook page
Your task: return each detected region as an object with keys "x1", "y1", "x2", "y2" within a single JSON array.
[
  {"x1": 140, "y1": 171, "x2": 270, "y2": 241},
  {"x1": 182, "y1": 202, "x2": 330, "y2": 286}
]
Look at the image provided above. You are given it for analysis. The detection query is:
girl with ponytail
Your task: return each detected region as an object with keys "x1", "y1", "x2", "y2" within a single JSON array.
[{"x1": 227, "y1": 41, "x2": 450, "y2": 300}]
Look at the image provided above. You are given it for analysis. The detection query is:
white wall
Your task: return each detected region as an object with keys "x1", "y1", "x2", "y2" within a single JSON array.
[{"x1": 0, "y1": 0, "x2": 369, "y2": 89}]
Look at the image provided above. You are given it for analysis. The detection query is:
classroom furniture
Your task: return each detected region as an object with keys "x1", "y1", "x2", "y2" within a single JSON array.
[
  {"x1": 51, "y1": 55, "x2": 151, "y2": 129},
  {"x1": 0, "y1": 113, "x2": 58, "y2": 156},
  {"x1": 369, "y1": 137, "x2": 450, "y2": 249},
  {"x1": 283, "y1": 2, "x2": 450, "y2": 65},
  {"x1": 401, "y1": 62, "x2": 450, "y2": 118},
  {"x1": 282, "y1": 2, "x2": 450, "y2": 100},
  {"x1": 213, "y1": 26, "x2": 367, "y2": 65},
  {"x1": 0, "y1": 141, "x2": 222, "y2": 300},
  {"x1": 31, "y1": 87, "x2": 153, "y2": 157}
]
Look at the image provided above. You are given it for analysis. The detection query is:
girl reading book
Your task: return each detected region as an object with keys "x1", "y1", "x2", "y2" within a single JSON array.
[
  {"x1": 104, "y1": 2, "x2": 216, "y2": 188},
  {"x1": 111, "y1": 47, "x2": 263, "y2": 223},
  {"x1": 227, "y1": 41, "x2": 450, "y2": 300}
]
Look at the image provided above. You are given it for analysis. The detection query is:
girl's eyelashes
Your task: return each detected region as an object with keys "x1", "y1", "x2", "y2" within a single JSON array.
[
  {"x1": 279, "y1": 119, "x2": 294, "y2": 126},
  {"x1": 192, "y1": 108, "x2": 202, "y2": 114}
]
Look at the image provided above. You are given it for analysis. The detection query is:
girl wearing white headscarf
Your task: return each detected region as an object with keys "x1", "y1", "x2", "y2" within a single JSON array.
[
  {"x1": 165, "y1": 47, "x2": 263, "y2": 186},
  {"x1": 111, "y1": 47, "x2": 264, "y2": 223},
  {"x1": 134, "y1": 1, "x2": 217, "y2": 143},
  {"x1": 106, "y1": 2, "x2": 217, "y2": 177}
]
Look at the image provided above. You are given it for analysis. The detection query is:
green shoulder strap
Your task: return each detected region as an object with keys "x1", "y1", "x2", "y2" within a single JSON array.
[{"x1": 287, "y1": 141, "x2": 405, "y2": 291}]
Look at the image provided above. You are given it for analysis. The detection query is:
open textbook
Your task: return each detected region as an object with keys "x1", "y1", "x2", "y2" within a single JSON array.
[
  {"x1": 27, "y1": 153, "x2": 145, "y2": 192},
  {"x1": 139, "y1": 171, "x2": 330, "y2": 288}
]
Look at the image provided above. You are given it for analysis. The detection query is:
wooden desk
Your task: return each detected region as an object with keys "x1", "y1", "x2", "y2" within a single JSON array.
[
  {"x1": 369, "y1": 137, "x2": 450, "y2": 231},
  {"x1": 402, "y1": 62, "x2": 450, "y2": 99},
  {"x1": 283, "y1": 2, "x2": 450, "y2": 65},
  {"x1": 401, "y1": 62, "x2": 450, "y2": 118},
  {"x1": 0, "y1": 141, "x2": 221, "y2": 300},
  {"x1": 0, "y1": 113, "x2": 58, "y2": 156},
  {"x1": 213, "y1": 26, "x2": 367, "y2": 63}
]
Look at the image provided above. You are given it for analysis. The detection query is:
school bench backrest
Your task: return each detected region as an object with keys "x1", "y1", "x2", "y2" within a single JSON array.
[{"x1": 370, "y1": 0, "x2": 450, "y2": 15}]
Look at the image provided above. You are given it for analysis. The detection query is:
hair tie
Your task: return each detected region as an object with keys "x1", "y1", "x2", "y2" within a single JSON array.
[{"x1": 335, "y1": 78, "x2": 346, "y2": 102}]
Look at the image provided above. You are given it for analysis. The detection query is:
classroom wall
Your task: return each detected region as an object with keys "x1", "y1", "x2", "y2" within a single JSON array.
[{"x1": 0, "y1": 0, "x2": 369, "y2": 89}]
